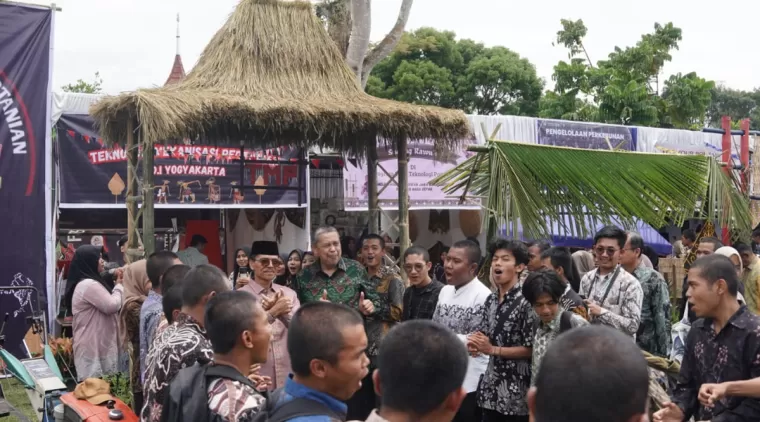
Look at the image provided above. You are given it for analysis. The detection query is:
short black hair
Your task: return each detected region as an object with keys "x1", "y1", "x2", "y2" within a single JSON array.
[
  {"x1": 735, "y1": 242, "x2": 753, "y2": 255},
  {"x1": 403, "y1": 246, "x2": 430, "y2": 263},
  {"x1": 451, "y1": 239, "x2": 481, "y2": 265},
  {"x1": 682, "y1": 229, "x2": 697, "y2": 242},
  {"x1": 288, "y1": 302, "x2": 364, "y2": 377},
  {"x1": 540, "y1": 247, "x2": 578, "y2": 284},
  {"x1": 699, "y1": 237, "x2": 723, "y2": 251},
  {"x1": 161, "y1": 264, "x2": 190, "y2": 293},
  {"x1": 526, "y1": 241, "x2": 552, "y2": 253},
  {"x1": 522, "y1": 269, "x2": 565, "y2": 305},
  {"x1": 146, "y1": 251, "x2": 179, "y2": 290},
  {"x1": 593, "y1": 225, "x2": 627, "y2": 249},
  {"x1": 181, "y1": 264, "x2": 230, "y2": 307},
  {"x1": 533, "y1": 325, "x2": 649, "y2": 422},
  {"x1": 441, "y1": 246, "x2": 450, "y2": 254},
  {"x1": 362, "y1": 233, "x2": 385, "y2": 249},
  {"x1": 690, "y1": 254, "x2": 739, "y2": 296},
  {"x1": 487, "y1": 238, "x2": 530, "y2": 266},
  {"x1": 162, "y1": 285, "x2": 183, "y2": 323},
  {"x1": 118, "y1": 235, "x2": 129, "y2": 248},
  {"x1": 752, "y1": 229, "x2": 760, "y2": 238},
  {"x1": 190, "y1": 234, "x2": 208, "y2": 247},
  {"x1": 626, "y1": 232, "x2": 644, "y2": 257},
  {"x1": 377, "y1": 321, "x2": 468, "y2": 416},
  {"x1": 205, "y1": 290, "x2": 262, "y2": 354}
]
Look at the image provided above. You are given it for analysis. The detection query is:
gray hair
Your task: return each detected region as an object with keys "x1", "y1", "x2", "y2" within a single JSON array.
[
  {"x1": 313, "y1": 226, "x2": 339, "y2": 246},
  {"x1": 626, "y1": 231, "x2": 644, "y2": 257}
]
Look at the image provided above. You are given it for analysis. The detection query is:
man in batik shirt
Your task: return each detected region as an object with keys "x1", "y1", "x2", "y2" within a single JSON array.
[
  {"x1": 737, "y1": 242, "x2": 760, "y2": 314},
  {"x1": 620, "y1": 232, "x2": 671, "y2": 357}
]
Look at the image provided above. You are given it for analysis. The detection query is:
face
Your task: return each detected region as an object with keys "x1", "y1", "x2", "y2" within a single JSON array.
[
  {"x1": 97, "y1": 256, "x2": 105, "y2": 273},
  {"x1": 315, "y1": 232, "x2": 341, "y2": 267},
  {"x1": 323, "y1": 324, "x2": 369, "y2": 401},
  {"x1": 527, "y1": 245, "x2": 543, "y2": 272},
  {"x1": 236, "y1": 250, "x2": 249, "y2": 268},
  {"x1": 287, "y1": 252, "x2": 302, "y2": 275},
  {"x1": 740, "y1": 251, "x2": 754, "y2": 269},
  {"x1": 302, "y1": 254, "x2": 316, "y2": 267},
  {"x1": 445, "y1": 247, "x2": 476, "y2": 286},
  {"x1": 440, "y1": 251, "x2": 448, "y2": 263},
  {"x1": 250, "y1": 254, "x2": 282, "y2": 282},
  {"x1": 682, "y1": 235, "x2": 693, "y2": 247},
  {"x1": 593, "y1": 238, "x2": 621, "y2": 271},
  {"x1": 242, "y1": 307, "x2": 272, "y2": 364},
  {"x1": 197, "y1": 242, "x2": 206, "y2": 253},
  {"x1": 729, "y1": 255, "x2": 743, "y2": 278},
  {"x1": 696, "y1": 242, "x2": 716, "y2": 258},
  {"x1": 276, "y1": 262, "x2": 287, "y2": 276},
  {"x1": 687, "y1": 267, "x2": 725, "y2": 318},
  {"x1": 619, "y1": 238, "x2": 639, "y2": 268},
  {"x1": 362, "y1": 238, "x2": 384, "y2": 269},
  {"x1": 491, "y1": 248, "x2": 524, "y2": 286},
  {"x1": 533, "y1": 292, "x2": 560, "y2": 324},
  {"x1": 540, "y1": 257, "x2": 564, "y2": 279},
  {"x1": 404, "y1": 253, "x2": 431, "y2": 287}
]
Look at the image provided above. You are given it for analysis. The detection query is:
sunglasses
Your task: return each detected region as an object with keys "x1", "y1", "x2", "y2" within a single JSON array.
[
  {"x1": 255, "y1": 258, "x2": 283, "y2": 267},
  {"x1": 593, "y1": 247, "x2": 619, "y2": 257}
]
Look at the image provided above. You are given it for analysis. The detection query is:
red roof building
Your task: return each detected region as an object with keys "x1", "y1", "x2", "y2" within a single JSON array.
[{"x1": 164, "y1": 14, "x2": 186, "y2": 86}]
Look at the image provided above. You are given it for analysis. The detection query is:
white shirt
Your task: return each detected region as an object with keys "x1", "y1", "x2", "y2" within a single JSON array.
[
  {"x1": 432, "y1": 278, "x2": 492, "y2": 393},
  {"x1": 176, "y1": 247, "x2": 209, "y2": 268}
]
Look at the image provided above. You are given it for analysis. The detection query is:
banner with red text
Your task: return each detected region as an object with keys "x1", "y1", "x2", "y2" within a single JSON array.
[{"x1": 57, "y1": 114, "x2": 307, "y2": 208}]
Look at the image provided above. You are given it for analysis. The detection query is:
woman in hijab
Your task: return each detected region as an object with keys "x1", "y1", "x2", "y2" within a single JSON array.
[
  {"x1": 119, "y1": 259, "x2": 151, "y2": 412},
  {"x1": 68, "y1": 245, "x2": 124, "y2": 380},
  {"x1": 274, "y1": 252, "x2": 290, "y2": 287},
  {"x1": 229, "y1": 246, "x2": 252, "y2": 289},
  {"x1": 572, "y1": 250, "x2": 595, "y2": 277},
  {"x1": 278, "y1": 249, "x2": 303, "y2": 289},
  {"x1": 302, "y1": 251, "x2": 316, "y2": 268}
]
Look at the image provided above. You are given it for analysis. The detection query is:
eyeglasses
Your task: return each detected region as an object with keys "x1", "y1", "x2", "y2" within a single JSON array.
[
  {"x1": 593, "y1": 247, "x2": 619, "y2": 257},
  {"x1": 255, "y1": 258, "x2": 283, "y2": 267},
  {"x1": 403, "y1": 263, "x2": 426, "y2": 273}
]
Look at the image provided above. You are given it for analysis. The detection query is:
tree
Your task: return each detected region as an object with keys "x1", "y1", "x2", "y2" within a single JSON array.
[
  {"x1": 706, "y1": 85, "x2": 760, "y2": 130},
  {"x1": 541, "y1": 20, "x2": 714, "y2": 128},
  {"x1": 61, "y1": 72, "x2": 103, "y2": 94},
  {"x1": 365, "y1": 27, "x2": 544, "y2": 115}
]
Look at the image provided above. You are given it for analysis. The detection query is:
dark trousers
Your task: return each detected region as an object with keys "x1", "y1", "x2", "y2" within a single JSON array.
[
  {"x1": 132, "y1": 391, "x2": 143, "y2": 414},
  {"x1": 345, "y1": 372, "x2": 377, "y2": 420},
  {"x1": 453, "y1": 392, "x2": 481, "y2": 422},
  {"x1": 482, "y1": 409, "x2": 529, "y2": 422}
]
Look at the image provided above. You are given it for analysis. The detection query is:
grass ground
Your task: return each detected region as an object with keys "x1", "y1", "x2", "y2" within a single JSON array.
[{"x1": 0, "y1": 378, "x2": 36, "y2": 422}]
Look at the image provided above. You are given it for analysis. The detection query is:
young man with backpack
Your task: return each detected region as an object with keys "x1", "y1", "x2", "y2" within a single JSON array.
[
  {"x1": 161, "y1": 290, "x2": 271, "y2": 421},
  {"x1": 522, "y1": 268, "x2": 588, "y2": 386}
]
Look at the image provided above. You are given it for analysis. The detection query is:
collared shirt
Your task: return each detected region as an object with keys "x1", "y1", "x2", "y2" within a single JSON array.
[
  {"x1": 633, "y1": 262, "x2": 672, "y2": 357},
  {"x1": 362, "y1": 410, "x2": 387, "y2": 422},
  {"x1": 432, "y1": 278, "x2": 491, "y2": 393},
  {"x1": 240, "y1": 280, "x2": 300, "y2": 390},
  {"x1": 365, "y1": 266, "x2": 405, "y2": 366},
  {"x1": 672, "y1": 306, "x2": 760, "y2": 422},
  {"x1": 402, "y1": 279, "x2": 444, "y2": 321},
  {"x1": 139, "y1": 290, "x2": 163, "y2": 382},
  {"x1": 475, "y1": 284, "x2": 536, "y2": 416},
  {"x1": 295, "y1": 258, "x2": 381, "y2": 310},
  {"x1": 271, "y1": 375, "x2": 348, "y2": 422},
  {"x1": 141, "y1": 312, "x2": 213, "y2": 422},
  {"x1": 560, "y1": 284, "x2": 588, "y2": 320},
  {"x1": 742, "y1": 260, "x2": 760, "y2": 314},
  {"x1": 176, "y1": 246, "x2": 209, "y2": 268},
  {"x1": 579, "y1": 265, "x2": 643, "y2": 337},
  {"x1": 531, "y1": 310, "x2": 588, "y2": 386},
  {"x1": 207, "y1": 372, "x2": 266, "y2": 422}
]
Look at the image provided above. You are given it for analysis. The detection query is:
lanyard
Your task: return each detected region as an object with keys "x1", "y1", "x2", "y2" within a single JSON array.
[{"x1": 588, "y1": 265, "x2": 621, "y2": 306}]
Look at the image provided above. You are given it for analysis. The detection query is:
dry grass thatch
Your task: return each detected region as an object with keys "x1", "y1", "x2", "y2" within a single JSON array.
[{"x1": 90, "y1": 0, "x2": 471, "y2": 153}]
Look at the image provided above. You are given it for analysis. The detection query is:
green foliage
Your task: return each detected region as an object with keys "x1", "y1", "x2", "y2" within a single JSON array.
[
  {"x1": 541, "y1": 20, "x2": 714, "y2": 128},
  {"x1": 367, "y1": 27, "x2": 544, "y2": 115},
  {"x1": 706, "y1": 85, "x2": 760, "y2": 130},
  {"x1": 61, "y1": 71, "x2": 103, "y2": 94},
  {"x1": 101, "y1": 372, "x2": 131, "y2": 407}
]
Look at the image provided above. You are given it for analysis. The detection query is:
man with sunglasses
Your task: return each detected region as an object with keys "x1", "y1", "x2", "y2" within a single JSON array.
[
  {"x1": 579, "y1": 225, "x2": 643, "y2": 338},
  {"x1": 239, "y1": 240, "x2": 300, "y2": 390}
]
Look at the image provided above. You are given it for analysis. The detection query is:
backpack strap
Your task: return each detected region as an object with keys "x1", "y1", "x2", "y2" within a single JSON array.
[
  {"x1": 265, "y1": 388, "x2": 345, "y2": 422},
  {"x1": 204, "y1": 363, "x2": 258, "y2": 391},
  {"x1": 559, "y1": 311, "x2": 573, "y2": 333}
]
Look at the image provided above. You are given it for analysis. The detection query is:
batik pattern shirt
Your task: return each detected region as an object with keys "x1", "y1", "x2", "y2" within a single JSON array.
[
  {"x1": 560, "y1": 284, "x2": 588, "y2": 320},
  {"x1": 139, "y1": 290, "x2": 163, "y2": 381},
  {"x1": 742, "y1": 262, "x2": 760, "y2": 314},
  {"x1": 402, "y1": 279, "x2": 444, "y2": 321},
  {"x1": 672, "y1": 306, "x2": 760, "y2": 422},
  {"x1": 141, "y1": 313, "x2": 213, "y2": 422},
  {"x1": 475, "y1": 285, "x2": 537, "y2": 416},
  {"x1": 294, "y1": 258, "x2": 381, "y2": 311},
  {"x1": 633, "y1": 263, "x2": 672, "y2": 357},
  {"x1": 579, "y1": 266, "x2": 643, "y2": 337},
  {"x1": 207, "y1": 377, "x2": 266, "y2": 422},
  {"x1": 531, "y1": 311, "x2": 588, "y2": 386},
  {"x1": 365, "y1": 266, "x2": 405, "y2": 366}
]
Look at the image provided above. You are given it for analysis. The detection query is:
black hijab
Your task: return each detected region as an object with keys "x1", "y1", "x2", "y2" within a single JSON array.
[
  {"x1": 63, "y1": 245, "x2": 112, "y2": 314},
  {"x1": 232, "y1": 246, "x2": 252, "y2": 285}
]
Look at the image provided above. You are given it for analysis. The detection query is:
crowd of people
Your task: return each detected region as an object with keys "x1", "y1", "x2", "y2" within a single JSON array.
[{"x1": 59, "y1": 223, "x2": 760, "y2": 422}]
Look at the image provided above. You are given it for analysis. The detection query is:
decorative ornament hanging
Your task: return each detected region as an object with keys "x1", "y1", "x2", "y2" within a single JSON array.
[{"x1": 459, "y1": 210, "x2": 482, "y2": 238}]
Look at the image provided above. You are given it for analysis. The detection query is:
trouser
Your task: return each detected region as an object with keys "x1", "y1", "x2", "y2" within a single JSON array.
[
  {"x1": 481, "y1": 409, "x2": 529, "y2": 422},
  {"x1": 453, "y1": 392, "x2": 481, "y2": 422},
  {"x1": 345, "y1": 372, "x2": 377, "y2": 420},
  {"x1": 132, "y1": 391, "x2": 143, "y2": 414}
]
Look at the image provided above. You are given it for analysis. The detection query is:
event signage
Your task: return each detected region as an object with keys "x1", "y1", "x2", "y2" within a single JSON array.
[
  {"x1": 536, "y1": 119, "x2": 637, "y2": 151},
  {"x1": 342, "y1": 140, "x2": 481, "y2": 210},
  {"x1": 0, "y1": 3, "x2": 51, "y2": 357},
  {"x1": 57, "y1": 114, "x2": 307, "y2": 208}
]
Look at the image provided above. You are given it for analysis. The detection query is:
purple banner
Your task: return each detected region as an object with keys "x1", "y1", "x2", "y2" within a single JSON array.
[
  {"x1": 536, "y1": 119, "x2": 637, "y2": 151},
  {"x1": 57, "y1": 114, "x2": 307, "y2": 208},
  {"x1": 0, "y1": 4, "x2": 51, "y2": 357}
]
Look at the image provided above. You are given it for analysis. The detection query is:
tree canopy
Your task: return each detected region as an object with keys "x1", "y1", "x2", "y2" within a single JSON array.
[{"x1": 61, "y1": 72, "x2": 103, "y2": 94}]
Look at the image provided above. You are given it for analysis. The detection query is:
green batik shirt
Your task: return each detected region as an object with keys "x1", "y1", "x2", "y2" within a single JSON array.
[
  {"x1": 364, "y1": 266, "x2": 405, "y2": 366},
  {"x1": 633, "y1": 263, "x2": 672, "y2": 357},
  {"x1": 295, "y1": 257, "x2": 382, "y2": 312}
]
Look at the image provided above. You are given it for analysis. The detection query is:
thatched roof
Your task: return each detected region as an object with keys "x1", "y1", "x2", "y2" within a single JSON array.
[{"x1": 90, "y1": 0, "x2": 471, "y2": 154}]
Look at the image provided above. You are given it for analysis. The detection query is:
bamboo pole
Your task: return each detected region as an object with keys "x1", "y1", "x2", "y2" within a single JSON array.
[
  {"x1": 367, "y1": 146, "x2": 379, "y2": 234},
  {"x1": 142, "y1": 140, "x2": 156, "y2": 256},
  {"x1": 397, "y1": 138, "x2": 410, "y2": 260},
  {"x1": 125, "y1": 119, "x2": 141, "y2": 264}
]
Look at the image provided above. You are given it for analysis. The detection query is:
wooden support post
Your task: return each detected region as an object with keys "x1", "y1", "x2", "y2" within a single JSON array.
[
  {"x1": 125, "y1": 119, "x2": 141, "y2": 264},
  {"x1": 721, "y1": 116, "x2": 732, "y2": 245},
  {"x1": 142, "y1": 140, "x2": 156, "y2": 256},
  {"x1": 397, "y1": 138, "x2": 410, "y2": 261},
  {"x1": 367, "y1": 145, "x2": 379, "y2": 234}
]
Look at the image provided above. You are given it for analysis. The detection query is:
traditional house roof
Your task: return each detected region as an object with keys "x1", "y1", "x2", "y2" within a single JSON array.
[{"x1": 164, "y1": 54, "x2": 186, "y2": 86}]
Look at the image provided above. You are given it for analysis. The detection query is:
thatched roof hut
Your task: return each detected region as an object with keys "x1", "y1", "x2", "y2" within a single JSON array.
[{"x1": 90, "y1": 0, "x2": 471, "y2": 154}]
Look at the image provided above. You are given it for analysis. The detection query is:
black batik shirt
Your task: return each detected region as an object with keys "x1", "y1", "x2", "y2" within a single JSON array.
[
  {"x1": 475, "y1": 285, "x2": 536, "y2": 416},
  {"x1": 672, "y1": 305, "x2": 760, "y2": 422},
  {"x1": 402, "y1": 279, "x2": 444, "y2": 321}
]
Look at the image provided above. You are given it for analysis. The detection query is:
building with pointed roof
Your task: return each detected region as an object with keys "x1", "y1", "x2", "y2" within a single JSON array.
[{"x1": 164, "y1": 13, "x2": 186, "y2": 86}]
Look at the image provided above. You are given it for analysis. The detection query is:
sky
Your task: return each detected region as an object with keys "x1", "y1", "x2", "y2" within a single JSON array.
[{"x1": 25, "y1": 0, "x2": 760, "y2": 95}]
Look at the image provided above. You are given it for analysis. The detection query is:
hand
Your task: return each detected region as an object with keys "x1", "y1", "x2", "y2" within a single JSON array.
[
  {"x1": 467, "y1": 344, "x2": 481, "y2": 357},
  {"x1": 467, "y1": 332, "x2": 492, "y2": 354},
  {"x1": 358, "y1": 292, "x2": 374, "y2": 315},
  {"x1": 584, "y1": 299, "x2": 604, "y2": 317},
  {"x1": 247, "y1": 365, "x2": 271, "y2": 391},
  {"x1": 699, "y1": 383, "x2": 726, "y2": 407},
  {"x1": 319, "y1": 290, "x2": 330, "y2": 302},
  {"x1": 114, "y1": 268, "x2": 124, "y2": 285},
  {"x1": 260, "y1": 290, "x2": 280, "y2": 311},
  {"x1": 235, "y1": 274, "x2": 250, "y2": 289},
  {"x1": 653, "y1": 402, "x2": 684, "y2": 422},
  {"x1": 268, "y1": 293, "x2": 293, "y2": 318}
]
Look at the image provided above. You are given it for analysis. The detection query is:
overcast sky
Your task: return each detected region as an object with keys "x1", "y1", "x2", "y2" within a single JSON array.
[{"x1": 31, "y1": 0, "x2": 759, "y2": 94}]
